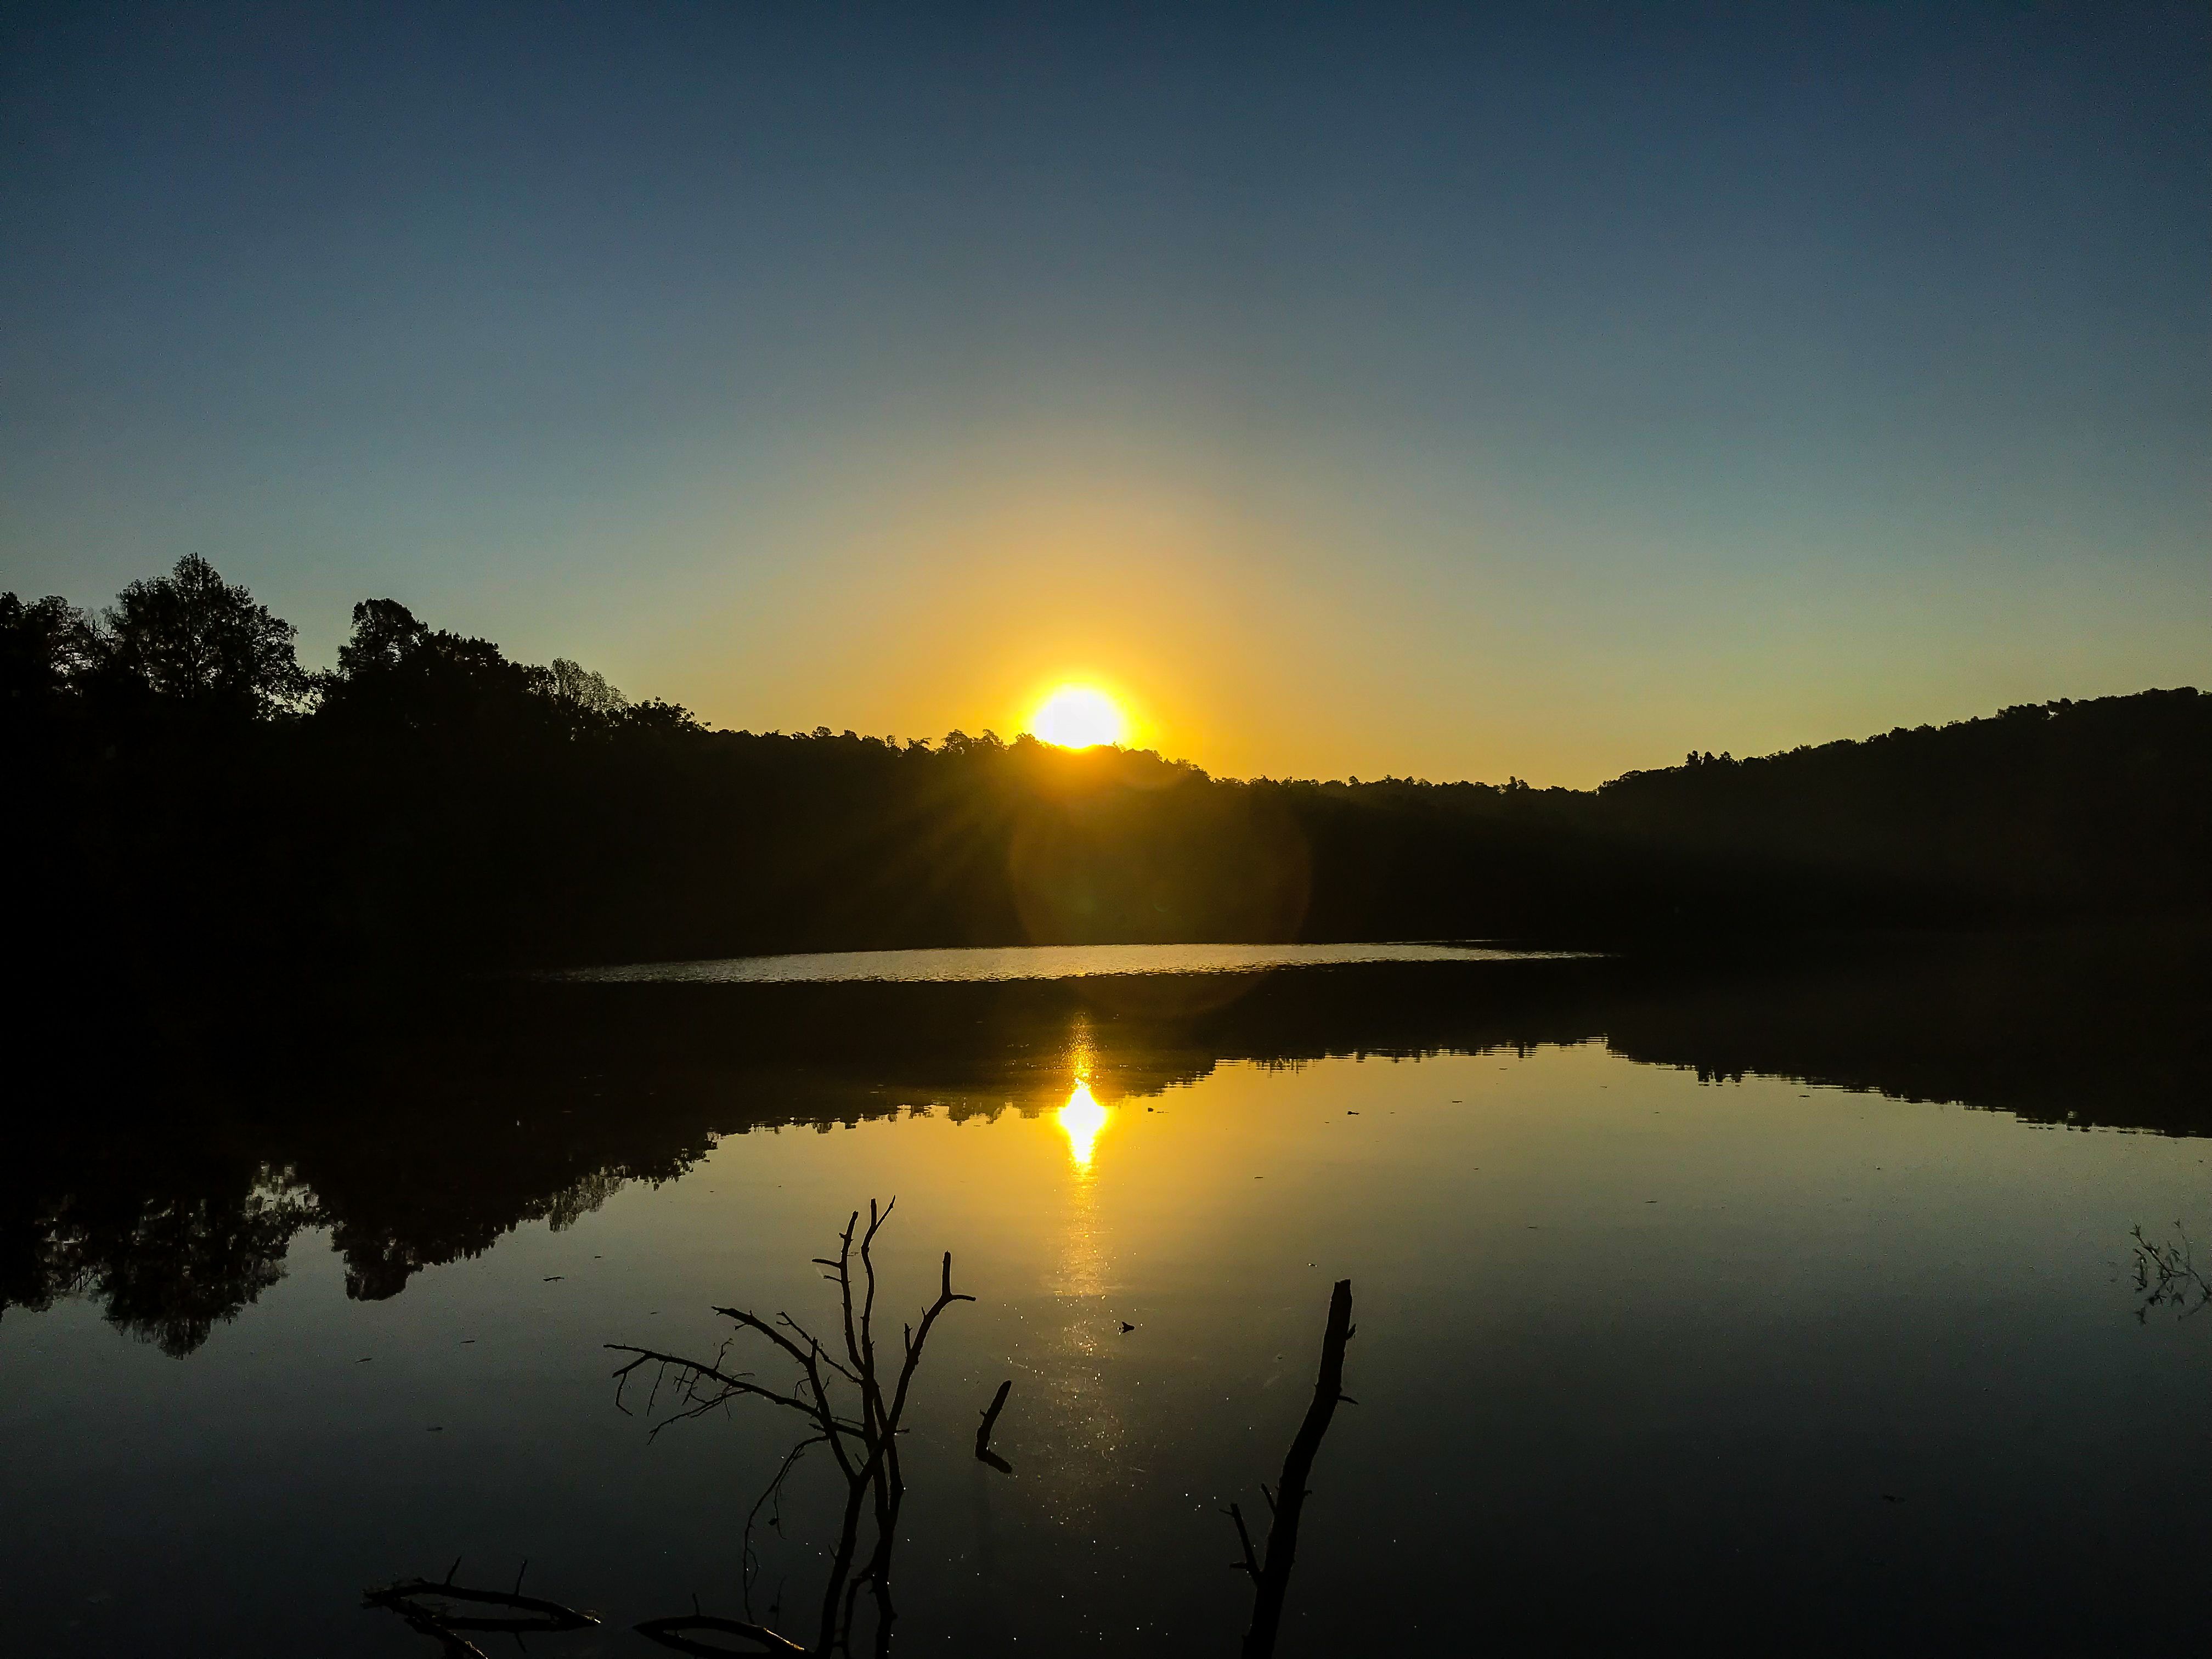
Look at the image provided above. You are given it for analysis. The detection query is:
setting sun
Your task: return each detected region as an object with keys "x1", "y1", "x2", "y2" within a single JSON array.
[{"x1": 1027, "y1": 685, "x2": 1129, "y2": 749}]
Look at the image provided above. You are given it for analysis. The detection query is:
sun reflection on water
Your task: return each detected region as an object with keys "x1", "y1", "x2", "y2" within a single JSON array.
[{"x1": 1057, "y1": 1079, "x2": 1109, "y2": 1171}]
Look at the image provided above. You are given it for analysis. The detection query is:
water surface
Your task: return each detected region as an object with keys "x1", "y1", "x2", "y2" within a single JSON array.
[
  {"x1": 550, "y1": 939, "x2": 1579, "y2": 983},
  {"x1": 3, "y1": 945, "x2": 2206, "y2": 1655}
]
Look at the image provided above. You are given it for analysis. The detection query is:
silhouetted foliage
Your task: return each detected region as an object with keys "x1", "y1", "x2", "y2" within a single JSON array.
[
  {"x1": 0, "y1": 591, "x2": 99, "y2": 720},
  {"x1": 4, "y1": 934, "x2": 2206, "y2": 1355},
  {"x1": 549, "y1": 655, "x2": 629, "y2": 716},
  {"x1": 4, "y1": 557, "x2": 2209, "y2": 990},
  {"x1": 321, "y1": 596, "x2": 558, "y2": 734},
  {"x1": 100, "y1": 553, "x2": 312, "y2": 720}
]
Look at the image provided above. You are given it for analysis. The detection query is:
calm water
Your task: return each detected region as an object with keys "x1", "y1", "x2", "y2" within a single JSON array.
[
  {"x1": 3, "y1": 945, "x2": 2207, "y2": 1655},
  {"x1": 550, "y1": 940, "x2": 1582, "y2": 983}
]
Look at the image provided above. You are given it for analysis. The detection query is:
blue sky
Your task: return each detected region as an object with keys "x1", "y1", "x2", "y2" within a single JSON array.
[{"x1": 3, "y1": 2, "x2": 2204, "y2": 782}]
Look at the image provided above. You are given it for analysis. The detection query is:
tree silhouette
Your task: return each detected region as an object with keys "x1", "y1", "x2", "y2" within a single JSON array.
[
  {"x1": 4, "y1": 554, "x2": 2208, "y2": 987},
  {"x1": 99, "y1": 554, "x2": 310, "y2": 718},
  {"x1": 0, "y1": 592, "x2": 99, "y2": 719},
  {"x1": 320, "y1": 596, "x2": 551, "y2": 733},
  {"x1": 548, "y1": 656, "x2": 628, "y2": 716}
]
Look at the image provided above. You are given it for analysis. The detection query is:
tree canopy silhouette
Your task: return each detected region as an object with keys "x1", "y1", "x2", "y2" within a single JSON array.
[
  {"x1": 4, "y1": 556, "x2": 2208, "y2": 992},
  {"x1": 100, "y1": 554, "x2": 312, "y2": 719}
]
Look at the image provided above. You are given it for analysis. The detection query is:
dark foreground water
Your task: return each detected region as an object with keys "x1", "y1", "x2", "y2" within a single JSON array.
[{"x1": 3, "y1": 940, "x2": 2208, "y2": 1655}]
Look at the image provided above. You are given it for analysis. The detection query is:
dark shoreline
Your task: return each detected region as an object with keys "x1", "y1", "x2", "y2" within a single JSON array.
[
  {"x1": 5, "y1": 925, "x2": 2206, "y2": 1360},
  {"x1": 16, "y1": 924, "x2": 2211, "y2": 1130}
]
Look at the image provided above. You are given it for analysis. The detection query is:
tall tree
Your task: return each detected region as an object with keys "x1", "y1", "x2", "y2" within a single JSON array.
[
  {"x1": 320, "y1": 596, "x2": 551, "y2": 732},
  {"x1": 101, "y1": 555, "x2": 309, "y2": 718}
]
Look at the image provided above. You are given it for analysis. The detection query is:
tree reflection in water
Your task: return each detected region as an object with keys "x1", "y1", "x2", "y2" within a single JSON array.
[
  {"x1": 4, "y1": 937, "x2": 2208, "y2": 1357},
  {"x1": 3, "y1": 938, "x2": 2203, "y2": 1652}
]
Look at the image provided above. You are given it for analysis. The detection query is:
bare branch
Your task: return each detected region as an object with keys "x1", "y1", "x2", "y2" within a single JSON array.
[
  {"x1": 882, "y1": 1251, "x2": 974, "y2": 1432},
  {"x1": 1234, "y1": 1279, "x2": 1357, "y2": 1659},
  {"x1": 364, "y1": 1572, "x2": 599, "y2": 1657},
  {"x1": 616, "y1": 1201, "x2": 975, "y2": 1659},
  {"x1": 605, "y1": 1346, "x2": 861, "y2": 1434},
  {"x1": 974, "y1": 1379, "x2": 1014, "y2": 1471},
  {"x1": 2130, "y1": 1222, "x2": 2211, "y2": 1320},
  {"x1": 634, "y1": 1612, "x2": 809, "y2": 1655},
  {"x1": 1223, "y1": 1503, "x2": 1260, "y2": 1580},
  {"x1": 743, "y1": 1435, "x2": 826, "y2": 1618}
]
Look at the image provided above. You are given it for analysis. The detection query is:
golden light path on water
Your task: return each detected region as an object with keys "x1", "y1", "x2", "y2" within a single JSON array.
[
  {"x1": 1056, "y1": 1080, "x2": 1110, "y2": 1171},
  {"x1": 1050, "y1": 1028, "x2": 1112, "y2": 1316},
  {"x1": 1034, "y1": 1036, "x2": 1128, "y2": 1531}
]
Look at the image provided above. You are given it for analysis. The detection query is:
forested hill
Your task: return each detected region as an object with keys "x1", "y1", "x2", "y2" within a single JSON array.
[{"x1": 5, "y1": 558, "x2": 2208, "y2": 980}]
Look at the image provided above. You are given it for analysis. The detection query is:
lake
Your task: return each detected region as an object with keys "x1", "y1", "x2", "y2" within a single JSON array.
[
  {"x1": 3, "y1": 939, "x2": 2207, "y2": 1655},
  {"x1": 547, "y1": 939, "x2": 1590, "y2": 984}
]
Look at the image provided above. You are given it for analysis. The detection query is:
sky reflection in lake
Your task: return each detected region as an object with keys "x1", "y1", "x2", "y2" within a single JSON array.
[{"x1": 2, "y1": 950, "x2": 2207, "y2": 1654}]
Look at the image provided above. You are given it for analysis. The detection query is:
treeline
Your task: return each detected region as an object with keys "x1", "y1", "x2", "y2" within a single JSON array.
[{"x1": 5, "y1": 557, "x2": 2209, "y2": 982}]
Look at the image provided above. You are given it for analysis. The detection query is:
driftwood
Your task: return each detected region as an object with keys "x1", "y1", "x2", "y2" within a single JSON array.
[
  {"x1": 974, "y1": 1379, "x2": 1015, "y2": 1474},
  {"x1": 363, "y1": 1559, "x2": 599, "y2": 1654},
  {"x1": 375, "y1": 1606, "x2": 489, "y2": 1659},
  {"x1": 610, "y1": 1199, "x2": 974, "y2": 1657},
  {"x1": 1224, "y1": 1279, "x2": 1356, "y2": 1659},
  {"x1": 635, "y1": 1611, "x2": 810, "y2": 1655}
]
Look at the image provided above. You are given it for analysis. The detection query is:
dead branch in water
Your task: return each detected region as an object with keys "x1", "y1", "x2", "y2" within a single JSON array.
[
  {"x1": 2131, "y1": 1222, "x2": 2211, "y2": 1320},
  {"x1": 611, "y1": 1199, "x2": 974, "y2": 1657},
  {"x1": 974, "y1": 1379, "x2": 1015, "y2": 1474},
  {"x1": 634, "y1": 1611, "x2": 811, "y2": 1655},
  {"x1": 1224, "y1": 1278, "x2": 1356, "y2": 1659},
  {"x1": 363, "y1": 1561, "x2": 599, "y2": 1654}
]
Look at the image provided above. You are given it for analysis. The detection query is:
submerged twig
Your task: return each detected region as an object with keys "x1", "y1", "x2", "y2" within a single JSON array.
[
  {"x1": 363, "y1": 1571, "x2": 599, "y2": 1655},
  {"x1": 1226, "y1": 1278, "x2": 1356, "y2": 1659},
  {"x1": 2131, "y1": 1222, "x2": 2212, "y2": 1321},
  {"x1": 634, "y1": 1612, "x2": 810, "y2": 1655},
  {"x1": 611, "y1": 1199, "x2": 974, "y2": 1657},
  {"x1": 974, "y1": 1379, "x2": 1015, "y2": 1474}
]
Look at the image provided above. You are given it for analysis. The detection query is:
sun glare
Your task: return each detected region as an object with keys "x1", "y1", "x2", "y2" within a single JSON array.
[
  {"x1": 1028, "y1": 684, "x2": 1128, "y2": 749},
  {"x1": 1057, "y1": 1079, "x2": 1109, "y2": 1170}
]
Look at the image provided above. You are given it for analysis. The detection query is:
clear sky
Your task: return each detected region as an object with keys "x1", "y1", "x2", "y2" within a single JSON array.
[{"x1": 3, "y1": 2, "x2": 2204, "y2": 785}]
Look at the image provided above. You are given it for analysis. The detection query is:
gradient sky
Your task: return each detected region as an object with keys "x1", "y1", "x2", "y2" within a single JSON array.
[{"x1": 3, "y1": 2, "x2": 2204, "y2": 785}]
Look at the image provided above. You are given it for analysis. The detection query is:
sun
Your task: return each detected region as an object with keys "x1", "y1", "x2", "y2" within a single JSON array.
[{"x1": 1027, "y1": 684, "x2": 1129, "y2": 749}]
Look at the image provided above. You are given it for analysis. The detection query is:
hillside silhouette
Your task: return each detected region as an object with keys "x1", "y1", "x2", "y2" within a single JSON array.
[{"x1": 5, "y1": 558, "x2": 2209, "y2": 987}]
